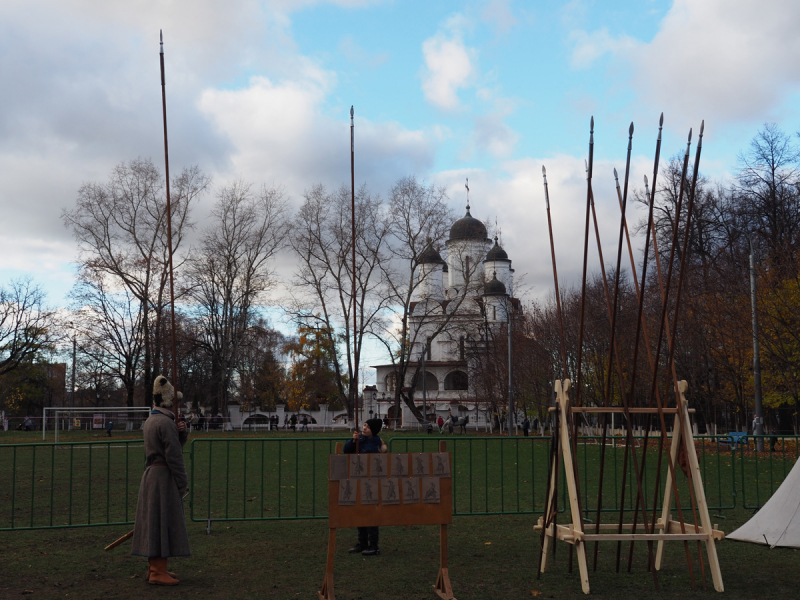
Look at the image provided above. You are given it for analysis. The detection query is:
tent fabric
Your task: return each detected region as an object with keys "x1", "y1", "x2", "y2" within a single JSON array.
[{"x1": 727, "y1": 457, "x2": 800, "y2": 548}]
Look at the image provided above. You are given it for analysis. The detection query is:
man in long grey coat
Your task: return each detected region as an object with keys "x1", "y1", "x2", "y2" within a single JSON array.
[{"x1": 131, "y1": 376, "x2": 189, "y2": 585}]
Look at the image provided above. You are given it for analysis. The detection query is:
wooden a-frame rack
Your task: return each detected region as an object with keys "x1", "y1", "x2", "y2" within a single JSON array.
[{"x1": 534, "y1": 379, "x2": 724, "y2": 594}]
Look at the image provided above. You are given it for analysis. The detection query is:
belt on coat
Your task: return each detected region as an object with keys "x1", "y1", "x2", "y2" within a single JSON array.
[{"x1": 149, "y1": 462, "x2": 167, "y2": 467}]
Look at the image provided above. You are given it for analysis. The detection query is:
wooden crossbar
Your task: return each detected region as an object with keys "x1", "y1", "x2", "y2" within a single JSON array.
[{"x1": 547, "y1": 406, "x2": 695, "y2": 414}]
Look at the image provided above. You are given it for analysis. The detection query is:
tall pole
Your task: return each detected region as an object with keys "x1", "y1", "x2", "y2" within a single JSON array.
[
  {"x1": 750, "y1": 244, "x2": 765, "y2": 451},
  {"x1": 350, "y1": 106, "x2": 359, "y2": 435},
  {"x1": 507, "y1": 297, "x2": 513, "y2": 435},
  {"x1": 422, "y1": 343, "x2": 427, "y2": 429},
  {"x1": 159, "y1": 31, "x2": 179, "y2": 418},
  {"x1": 70, "y1": 334, "x2": 76, "y2": 431}
]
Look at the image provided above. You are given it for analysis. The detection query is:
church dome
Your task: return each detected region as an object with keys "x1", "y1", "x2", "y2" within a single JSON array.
[
  {"x1": 449, "y1": 207, "x2": 487, "y2": 241},
  {"x1": 484, "y1": 272, "x2": 507, "y2": 296},
  {"x1": 418, "y1": 240, "x2": 445, "y2": 265},
  {"x1": 484, "y1": 237, "x2": 509, "y2": 262}
]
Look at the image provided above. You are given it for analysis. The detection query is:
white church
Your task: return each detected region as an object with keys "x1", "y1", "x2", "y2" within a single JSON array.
[{"x1": 367, "y1": 195, "x2": 521, "y2": 430}]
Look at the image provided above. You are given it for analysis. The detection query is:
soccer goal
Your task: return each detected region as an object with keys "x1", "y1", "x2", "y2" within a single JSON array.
[{"x1": 43, "y1": 406, "x2": 152, "y2": 442}]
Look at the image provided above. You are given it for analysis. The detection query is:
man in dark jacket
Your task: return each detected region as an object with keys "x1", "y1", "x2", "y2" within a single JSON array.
[
  {"x1": 344, "y1": 418, "x2": 387, "y2": 555},
  {"x1": 131, "y1": 376, "x2": 189, "y2": 586}
]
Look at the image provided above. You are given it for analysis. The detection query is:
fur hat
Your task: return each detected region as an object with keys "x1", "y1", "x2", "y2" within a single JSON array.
[
  {"x1": 366, "y1": 417, "x2": 382, "y2": 436},
  {"x1": 153, "y1": 376, "x2": 175, "y2": 408}
]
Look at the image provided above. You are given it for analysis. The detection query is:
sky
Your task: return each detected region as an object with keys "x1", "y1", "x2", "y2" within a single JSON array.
[{"x1": 1, "y1": 0, "x2": 799, "y2": 373}]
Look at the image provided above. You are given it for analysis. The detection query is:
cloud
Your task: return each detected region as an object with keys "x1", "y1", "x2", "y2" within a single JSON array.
[
  {"x1": 421, "y1": 26, "x2": 476, "y2": 111},
  {"x1": 569, "y1": 28, "x2": 639, "y2": 69},
  {"x1": 198, "y1": 70, "x2": 434, "y2": 201},
  {"x1": 570, "y1": 0, "x2": 800, "y2": 124},
  {"x1": 633, "y1": 0, "x2": 800, "y2": 122},
  {"x1": 481, "y1": 0, "x2": 517, "y2": 33}
]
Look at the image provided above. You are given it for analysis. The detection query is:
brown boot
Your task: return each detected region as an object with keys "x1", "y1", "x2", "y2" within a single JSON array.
[
  {"x1": 145, "y1": 564, "x2": 177, "y2": 583},
  {"x1": 148, "y1": 558, "x2": 179, "y2": 586}
]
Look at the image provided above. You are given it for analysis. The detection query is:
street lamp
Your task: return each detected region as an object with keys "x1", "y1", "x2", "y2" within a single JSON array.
[{"x1": 371, "y1": 390, "x2": 377, "y2": 419}]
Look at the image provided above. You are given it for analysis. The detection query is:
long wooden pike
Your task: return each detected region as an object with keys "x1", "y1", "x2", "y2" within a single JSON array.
[
  {"x1": 350, "y1": 106, "x2": 359, "y2": 449},
  {"x1": 159, "y1": 31, "x2": 180, "y2": 414},
  {"x1": 584, "y1": 159, "x2": 634, "y2": 572},
  {"x1": 567, "y1": 117, "x2": 595, "y2": 574},
  {"x1": 616, "y1": 118, "x2": 692, "y2": 573},
  {"x1": 592, "y1": 123, "x2": 633, "y2": 572},
  {"x1": 538, "y1": 165, "x2": 567, "y2": 572},
  {"x1": 662, "y1": 121, "x2": 708, "y2": 589},
  {"x1": 542, "y1": 166, "x2": 569, "y2": 379},
  {"x1": 642, "y1": 127, "x2": 698, "y2": 588},
  {"x1": 606, "y1": 124, "x2": 659, "y2": 589}
]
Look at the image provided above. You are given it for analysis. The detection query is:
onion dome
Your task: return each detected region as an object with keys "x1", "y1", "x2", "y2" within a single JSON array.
[
  {"x1": 449, "y1": 204, "x2": 488, "y2": 241},
  {"x1": 484, "y1": 236, "x2": 509, "y2": 262},
  {"x1": 484, "y1": 271, "x2": 507, "y2": 296},
  {"x1": 418, "y1": 239, "x2": 445, "y2": 265}
]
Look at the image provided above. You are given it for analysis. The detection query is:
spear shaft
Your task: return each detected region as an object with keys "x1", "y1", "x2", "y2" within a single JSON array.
[
  {"x1": 159, "y1": 31, "x2": 179, "y2": 417},
  {"x1": 350, "y1": 106, "x2": 359, "y2": 444}
]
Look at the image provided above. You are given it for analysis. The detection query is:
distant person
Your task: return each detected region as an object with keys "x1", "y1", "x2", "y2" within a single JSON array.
[
  {"x1": 344, "y1": 418, "x2": 387, "y2": 556},
  {"x1": 23, "y1": 416, "x2": 33, "y2": 431},
  {"x1": 446, "y1": 415, "x2": 454, "y2": 435},
  {"x1": 107, "y1": 420, "x2": 114, "y2": 437},
  {"x1": 383, "y1": 416, "x2": 389, "y2": 430},
  {"x1": 426, "y1": 421, "x2": 433, "y2": 435},
  {"x1": 283, "y1": 415, "x2": 289, "y2": 430},
  {"x1": 290, "y1": 414, "x2": 297, "y2": 432},
  {"x1": 522, "y1": 416, "x2": 530, "y2": 437},
  {"x1": 770, "y1": 429, "x2": 779, "y2": 452},
  {"x1": 301, "y1": 415, "x2": 309, "y2": 432},
  {"x1": 437, "y1": 415, "x2": 444, "y2": 434}
]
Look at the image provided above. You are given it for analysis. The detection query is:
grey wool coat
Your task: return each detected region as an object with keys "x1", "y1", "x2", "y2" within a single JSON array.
[{"x1": 131, "y1": 407, "x2": 190, "y2": 558}]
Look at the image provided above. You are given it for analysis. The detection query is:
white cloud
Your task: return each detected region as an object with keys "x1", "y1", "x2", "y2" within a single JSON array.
[
  {"x1": 481, "y1": 0, "x2": 517, "y2": 33},
  {"x1": 421, "y1": 29, "x2": 476, "y2": 111},
  {"x1": 569, "y1": 28, "x2": 639, "y2": 69},
  {"x1": 570, "y1": 0, "x2": 800, "y2": 124},
  {"x1": 199, "y1": 71, "x2": 434, "y2": 201},
  {"x1": 634, "y1": 0, "x2": 800, "y2": 122}
]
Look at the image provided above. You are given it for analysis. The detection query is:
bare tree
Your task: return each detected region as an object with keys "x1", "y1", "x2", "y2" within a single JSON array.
[
  {"x1": 68, "y1": 269, "x2": 144, "y2": 408},
  {"x1": 287, "y1": 183, "x2": 389, "y2": 418},
  {"x1": 184, "y1": 180, "x2": 288, "y2": 416},
  {"x1": 62, "y1": 158, "x2": 209, "y2": 404},
  {"x1": 0, "y1": 278, "x2": 56, "y2": 377}
]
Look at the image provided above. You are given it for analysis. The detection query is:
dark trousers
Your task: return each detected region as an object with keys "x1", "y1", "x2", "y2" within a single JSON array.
[{"x1": 357, "y1": 526, "x2": 379, "y2": 548}]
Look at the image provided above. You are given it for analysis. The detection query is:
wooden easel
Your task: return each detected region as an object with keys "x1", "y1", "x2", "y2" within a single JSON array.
[
  {"x1": 319, "y1": 440, "x2": 456, "y2": 600},
  {"x1": 534, "y1": 379, "x2": 724, "y2": 594}
]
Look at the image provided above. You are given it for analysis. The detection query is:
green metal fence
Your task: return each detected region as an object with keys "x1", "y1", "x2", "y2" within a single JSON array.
[
  {"x1": 189, "y1": 438, "x2": 341, "y2": 523},
  {"x1": 0, "y1": 440, "x2": 144, "y2": 531},
  {"x1": 1, "y1": 434, "x2": 797, "y2": 531}
]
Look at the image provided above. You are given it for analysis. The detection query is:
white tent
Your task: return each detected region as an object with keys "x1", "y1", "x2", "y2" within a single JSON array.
[{"x1": 727, "y1": 458, "x2": 800, "y2": 548}]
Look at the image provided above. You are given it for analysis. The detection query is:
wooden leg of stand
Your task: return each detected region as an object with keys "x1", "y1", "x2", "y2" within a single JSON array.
[
  {"x1": 434, "y1": 524, "x2": 456, "y2": 599},
  {"x1": 318, "y1": 527, "x2": 336, "y2": 600},
  {"x1": 539, "y1": 453, "x2": 558, "y2": 574},
  {"x1": 679, "y1": 390, "x2": 724, "y2": 592},
  {"x1": 655, "y1": 413, "x2": 682, "y2": 571}
]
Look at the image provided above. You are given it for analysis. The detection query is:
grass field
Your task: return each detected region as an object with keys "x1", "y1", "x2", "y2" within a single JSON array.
[{"x1": 1, "y1": 429, "x2": 798, "y2": 599}]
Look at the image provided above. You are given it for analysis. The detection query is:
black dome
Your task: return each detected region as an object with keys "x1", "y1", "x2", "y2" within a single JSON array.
[
  {"x1": 485, "y1": 237, "x2": 509, "y2": 262},
  {"x1": 484, "y1": 272, "x2": 507, "y2": 296},
  {"x1": 418, "y1": 241, "x2": 445, "y2": 265},
  {"x1": 449, "y1": 207, "x2": 487, "y2": 241}
]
